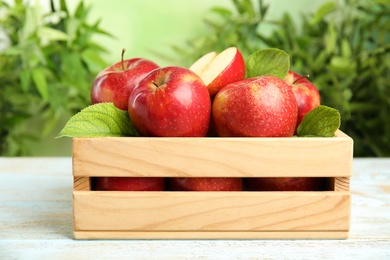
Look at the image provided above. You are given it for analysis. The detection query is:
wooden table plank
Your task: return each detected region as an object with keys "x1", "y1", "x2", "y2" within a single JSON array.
[{"x1": 0, "y1": 157, "x2": 389, "y2": 259}]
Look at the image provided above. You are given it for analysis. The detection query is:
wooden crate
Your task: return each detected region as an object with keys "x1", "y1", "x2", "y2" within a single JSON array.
[{"x1": 72, "y1": 130, "x2": 353, "y2": 240}]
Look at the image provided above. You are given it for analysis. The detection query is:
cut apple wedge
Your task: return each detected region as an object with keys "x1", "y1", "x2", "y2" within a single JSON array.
[
  {"x1": 189, "y1": 47, "x2": 246, "y2": 97},
  {"x1": 188, "y1": 51, "x2": 217, "y2": 73}
]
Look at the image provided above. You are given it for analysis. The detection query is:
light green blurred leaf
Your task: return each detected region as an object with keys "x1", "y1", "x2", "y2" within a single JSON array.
[
  {"x1": 20, "y1": 70, "x2": 31, "y2": 92},
  {"x1": 31, "y1": 68, "x2": 49, "y2": 102},
  {"x1": 341, "y1": 38, "x2": 352, "y2": 58},
  {"x1": 310, "y1": 2, "x2": 337, "y2": 24},
  {"x1": 81, "y1": 48, "x2": 108, "y2": 72},
  {"x1": 3, "y1": 46, "x2": 22, "y2": 56},
  {"x1": 211, "y1": 7, "x2": 233, "y2": 18},
  {"x1": 65, "y1": 17, "x2": 80, "y2": 45},
  {"x1": 21, "y1": 8, "x2": 38, "y2": 41},
  {"x1": 38, "y1": 27, "x2": 68, "y2": 41},
  {"x1": 325, "y1": 22, "x2": 337, "y2": 55},
  {"x1": 59, "y1": 0, "x2": 69, "y2": 13},
  {"x1": 313, "y1": 51, "x2": 327, "y2": 71},
  {"x1": 330, "y1": 56, "x2": 356, "y2": 73}
]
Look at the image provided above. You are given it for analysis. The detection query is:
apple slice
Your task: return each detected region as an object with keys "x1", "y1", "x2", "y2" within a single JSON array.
[{"x1": 189, "y1": 47, "x2": 246, "y2": 97}]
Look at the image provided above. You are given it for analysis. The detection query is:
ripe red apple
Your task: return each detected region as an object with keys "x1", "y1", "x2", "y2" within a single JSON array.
[
  {"x1": 93, "y1": 177, "x2": 165, "y2": 191},
  {"x1": 91, "y1": 49, "x2": 159, "y2": 110},
  {"x1": 284, "y1": 71, "x2": 320, "y2": 130},
  {"x1": 169, "y1": 178, "x2": 242, "y2": 191},
  {"x1": 128, "y1": 66, "x2": 211, "y2": 137},
  {"x1": 212, "y1": 76, "x2": 298, "y2": 137},
  {"x1": 189, "y1": 47, "x2": 246, "y2": 98},
  {"x1": 244, "y1": 177, "x2": 327, "y2": 191}
]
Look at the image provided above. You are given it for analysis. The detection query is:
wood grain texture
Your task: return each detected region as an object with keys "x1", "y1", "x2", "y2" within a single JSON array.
[
  {"x1": 73, "y1": 191, "x2": 350, "y2": 232},
  {"x1": 72, "y1": 130, "x2": 353, "y2": 178},
  {"x1": 74, "y1": 177, "x2": 90, "y2": 191},
  {"x1": 335, "y1": 177, "x2": 350, "y2": 191}
]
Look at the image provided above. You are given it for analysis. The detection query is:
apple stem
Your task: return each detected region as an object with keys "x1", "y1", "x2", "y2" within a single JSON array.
[
  {"x1": 152, "y1": 82, "x2": 159, "y2": 88},
  {"x1": 293, "y1": 74, "x2": 310, "y2": 84},
  {"x1": 121, "y1": 48, "x2": 126, "y2": 71}
]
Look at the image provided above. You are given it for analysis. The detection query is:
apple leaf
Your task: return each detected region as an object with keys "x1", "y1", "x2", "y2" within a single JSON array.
[
  {"x1": 245, "y1": 48, "x2": 290, "y2": 79},
  {"x1": 297, "y1": 105, "x2": 341, "y2": 137},
  {"x1": 56, "y1": 103, "x2": 139, "y2": 138}
]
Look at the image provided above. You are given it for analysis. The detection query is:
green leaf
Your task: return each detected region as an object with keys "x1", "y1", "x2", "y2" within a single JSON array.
[
  {"x1": 324, "y1": 22, "x2": 337, "y2": 55},
  {"x1": 65, "y1": 17, "x2": 80, "y2": 45},
  {"x1": 20, "y1": 70, "x2": 31, "y2": 92},
  {"x1": 56, "y1": 103, "x2": 139, "y2": 138},
  {"x1": 258, "y1": 0, "x2": 270, "y2": 18},
  {"x1": 31, "y1": 68, "x2": 49, "y2": 102},
  {"x1": 341, "y1": 38, "x2": 352, "y2": 58},
  {"x1": 37, "y1": 27, "x2": 68, "y2": 41},
  {"x1": 3, "y1": 46, "x2": 22, "y2": 56},
  {"x1": 81, "y1": 48, "x2": 108, "y2": 72},
  {"x1": 59, "y1": 0, "x2": 69, "y2": 14},
  {"x1": 245, "y1": 48, "x2": 290, "y2": 79},
  {"x1": 329, "y1": 56, "x2": 356, "y2": 73},
  {"x1": 210, "y1": 7, "x2": 233, "y2": 18},
  {"x1": 297, "y1": 105, "x2": 341, "y2": 137},
  {"x1": 310, "y1": 2, "x2": 337, "y2": 25},
  {"x1": 74, "y1": 1, "x2": 88, "y2": 19}
]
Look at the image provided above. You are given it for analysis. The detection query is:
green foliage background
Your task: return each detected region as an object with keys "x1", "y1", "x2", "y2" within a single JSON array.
[
  {"x1": 0, "y1": 0, "x2": 110, "y2": 155},
  {"x1": 173, "y1": 0, "x2": 390, "y2": 157}
]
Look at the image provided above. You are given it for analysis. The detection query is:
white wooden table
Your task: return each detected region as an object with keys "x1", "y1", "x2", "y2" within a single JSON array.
[{"x1": 1, "y1": 158, "x2": 389, "y2": 259}]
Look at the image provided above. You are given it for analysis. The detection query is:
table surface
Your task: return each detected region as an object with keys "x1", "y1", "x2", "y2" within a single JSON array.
[{"x1": 1, "y1": 157, "x2": 389, "y2": 259}]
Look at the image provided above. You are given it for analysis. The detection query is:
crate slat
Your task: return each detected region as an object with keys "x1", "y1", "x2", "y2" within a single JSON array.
[
  {"x1": 72, "y1": 131, "x2": 353, "y2": 178},
  {"x1": 73, "y1": 191, "x2": 350, "y2": 232}
]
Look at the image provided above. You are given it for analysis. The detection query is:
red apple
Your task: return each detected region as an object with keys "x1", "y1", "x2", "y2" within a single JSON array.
[
  {"x1": 91, "y1": 49, "x2": 159, "y2": 110},
  {"x1": 169, "y1": 178, "x2": 242, "y2": 191},
  {"x1": 244, "y1": 177, "x2": 327, "y2": 191},
  {"x1": 189, "y1": 47, "x2": 246, "y2": 98},
  {"x1": 93, "y1": 177, "x2": 165, "y2": 191},
  {"x1": 212, "y1": 76, "x2": 298, "y2": 137},
  {"x1": 128, "y1": 66, "x2": 211, "y2": 137},
  {"x1": 284, "y1": 71, "x2": 320, "y2": 131}
]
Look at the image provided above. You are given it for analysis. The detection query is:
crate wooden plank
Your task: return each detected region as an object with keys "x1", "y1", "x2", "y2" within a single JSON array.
[
  {"x1": 73, "y1": 231, "x2": 349, "y2": 240},
  {"x1": 72, "y1": 131, "x2": 353, "y2": 178},
  {"x1": 73, "y1": 191, "x2": 350, "y2": 232}
]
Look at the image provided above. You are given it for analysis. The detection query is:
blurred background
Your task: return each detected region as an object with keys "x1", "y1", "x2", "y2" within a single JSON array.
[{"x1": 0, "y1": 0, "x2": 389, "y2": 157}]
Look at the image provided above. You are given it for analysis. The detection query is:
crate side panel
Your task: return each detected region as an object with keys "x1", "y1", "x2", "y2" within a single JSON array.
[
  {"x1": 72, "y1": 134, "x2": 353, "y2": 178},
  {"x1": 73, "y1": 191, "x2": 350, "y2": 232}
]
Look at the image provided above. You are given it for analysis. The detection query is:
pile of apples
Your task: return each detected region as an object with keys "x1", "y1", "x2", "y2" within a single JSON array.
[{"x1": 91, "y1": 47, "x2": 322, "y2": 192}]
